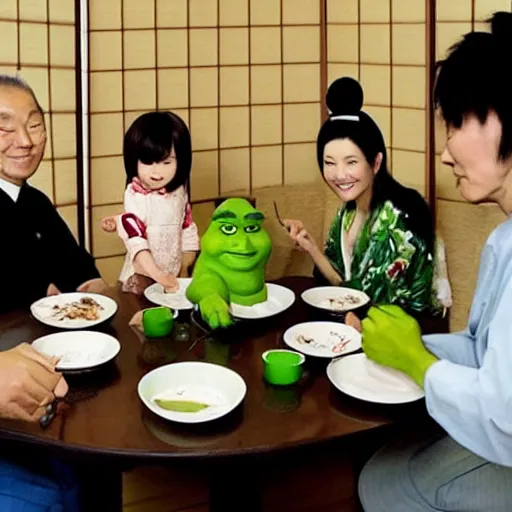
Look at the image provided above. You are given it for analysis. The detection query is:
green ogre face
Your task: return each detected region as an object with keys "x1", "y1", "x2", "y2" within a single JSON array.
[{"x1": 200, "y1": 198, "x2": 272, "y2": 272}]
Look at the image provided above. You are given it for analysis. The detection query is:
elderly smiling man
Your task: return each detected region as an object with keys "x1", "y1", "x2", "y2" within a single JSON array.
[
  {"x1": 0, "y1": 73, "x2": 108, "y2": 510},
  {"x1": 0, "y1": 73, "x2": 107, "y2": 313}
]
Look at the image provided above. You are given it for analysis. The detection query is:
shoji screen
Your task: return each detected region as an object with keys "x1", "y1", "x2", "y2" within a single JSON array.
[{"x1": 0, "y1": 0, "x2": 78, "y2": 237}]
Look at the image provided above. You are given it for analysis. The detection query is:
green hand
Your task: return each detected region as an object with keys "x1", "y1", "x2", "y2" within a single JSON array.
[
  {"x1": 361, "y1": 304, "x2": 438, "y2": 387},
  {"x1": 199, "y1": 294, "x2": 232, "y2": 330}
]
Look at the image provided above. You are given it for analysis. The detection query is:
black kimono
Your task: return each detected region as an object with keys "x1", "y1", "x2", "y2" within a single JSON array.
[{"x1": 1, "y1": 184, "x2": 100, "y2": 313}]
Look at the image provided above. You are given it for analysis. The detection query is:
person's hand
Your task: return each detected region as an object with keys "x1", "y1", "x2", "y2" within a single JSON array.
[
  {"x1": 199, "y1": 294, "x2": 232, "y2": 330},
  {"x1": 158, "y1": 274, "x2": 179, "y2": 293},
  {"x1": 345, "y1": 311, "x2": 362, "y2": 332},
  {"x1": 362, "y1": 305, "x2": 438, "y2": 387},
  {"x1": 0, "y1": 343, "x2": 68, "y2": 422},
  {"x1": 101, "y1": 216, "x2": 117, "y2": 233},
  {"x1": 282, "y1": 219, "x2": 318, "y2": 253},
  {"x1": 77, "y1": 278, "x2": 109, "y2": 295},
  {"x1": 46, "y1": 283, "x2": 60, "y2": 296}
]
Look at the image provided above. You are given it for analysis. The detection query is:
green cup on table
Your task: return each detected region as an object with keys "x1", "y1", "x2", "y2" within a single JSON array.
[{"x1": 142, "y1": 307, "x2": 175, "y2": 338}]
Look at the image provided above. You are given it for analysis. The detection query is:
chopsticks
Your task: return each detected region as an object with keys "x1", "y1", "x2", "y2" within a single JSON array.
[{"x1": 273, "y1": 201, "x2": 290, "y2": 232}]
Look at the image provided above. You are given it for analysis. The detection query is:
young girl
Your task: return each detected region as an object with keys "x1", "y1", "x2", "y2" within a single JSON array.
[
  {"x1": 284, "y1": 77, "x2": 451, "y2": 317},
  {"x1": 101, "y1": 111, "x2": 199, "y2": 295}
]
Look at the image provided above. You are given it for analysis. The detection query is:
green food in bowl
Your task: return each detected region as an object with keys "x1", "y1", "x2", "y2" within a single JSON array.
[
  {"x1": 154, "y1": 399, "x2": 210, "y2": 412},
  {"x1": 262, "y1": 349, "x2": 305, "y2": 386},
  {"x1": 142, "y1": 307, "x2": 174, "y2": 338}
]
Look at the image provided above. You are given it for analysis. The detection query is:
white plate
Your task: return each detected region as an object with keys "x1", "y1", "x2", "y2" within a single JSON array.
[
  {"x1": 138, "y1": 361, "x2": 247, "y2": 424},
  {"x1": 326, "y1": 353, "x2": 424, "y2": 404},
  {"x1": 31, "y1": 331, "x2": 121, "y2": 371},
  {"x1": 30, "y1": 292, "x2": 117, "y2": 329},
  {"x1": 283, "y1": 321, "x2": 361, "y2": 358},
  {"x1": 301, "y1": 286, "x2": 370, "y2": 313},
  {"x1": 229, "y1": 283, "x2": 295, "y2": 320},
  {"x1": 144, "y1": 278, "x2": 194, "y2": 310}
]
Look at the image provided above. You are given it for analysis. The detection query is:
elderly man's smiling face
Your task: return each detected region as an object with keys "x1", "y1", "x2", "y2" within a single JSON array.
[{"x1": 0, "y1": 86, "x2": 46, "y2": 185}]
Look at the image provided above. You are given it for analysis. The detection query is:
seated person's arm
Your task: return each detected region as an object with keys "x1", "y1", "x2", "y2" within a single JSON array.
[
  {"x1": 283, "y1": 218, "x2": 342, "y2": 286},
  {"x1": 423, "y1": 283, "x2": 512, "y2": 466},
  {"x1": 0, "y1": 343, "x2": 67, "y2": 422}
]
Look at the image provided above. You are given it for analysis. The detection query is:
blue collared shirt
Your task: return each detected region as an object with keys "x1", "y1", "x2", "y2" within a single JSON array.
[{"x1": 424, "y1": 215, "x2": 512, "y2": 466}]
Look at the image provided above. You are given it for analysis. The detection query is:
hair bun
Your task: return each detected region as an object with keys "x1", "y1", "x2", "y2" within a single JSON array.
[
  {"x1": 490, "y1": 11, "x2": 512, "y2": 47},
  {"x1": 326, "y1": 77, "x2": 363, "y2": 116}
]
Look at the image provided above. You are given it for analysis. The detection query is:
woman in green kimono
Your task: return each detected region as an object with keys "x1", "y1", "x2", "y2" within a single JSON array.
[{"x1": 284, "y1": 77, "x2": 449, "y2": 317}]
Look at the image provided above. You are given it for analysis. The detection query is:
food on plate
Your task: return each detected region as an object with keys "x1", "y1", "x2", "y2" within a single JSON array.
[
  {"x1": 154, "y1": 399, "x2": 210, "y2": 412},
  {"x1": 52, "y1": 297, "x2": 104, "y2": 321},
  {"x1": 321, "y1": 294, "x2": 361, "y2": 311},
  {"x1": 296, "y1": 330, "x2": 351, "y2": 353}
]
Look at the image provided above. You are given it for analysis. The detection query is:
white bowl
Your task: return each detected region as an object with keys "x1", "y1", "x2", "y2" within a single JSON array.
[
  {"x1": 301, "y1": 286, "x2": 370, "y2": 313},
  {"x1": 138, "y1": 362, "x2": 247, "y2": 424},
  {"x1": 31, "y1": 331, "x2": 121, "y2": 371}
]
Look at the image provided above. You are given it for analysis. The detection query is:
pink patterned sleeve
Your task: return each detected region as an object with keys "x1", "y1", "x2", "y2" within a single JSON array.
[
  {"x1": 116, "y1": 188, "x2": 150, "y2": 261},
  {"x1": 181, "y1": 200, "x2": 200, "y2": 252}
]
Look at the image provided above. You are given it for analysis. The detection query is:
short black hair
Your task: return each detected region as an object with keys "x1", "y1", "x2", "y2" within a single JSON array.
[
  {"x1": 0, "y1": 73, "x2": 44, "y2": 113},
  {"x1": 123, "y1": 111, "x2": 192, "y2": 192},
  {"x1": 434, "y1": 11, "x2": 512, "y2": 161},
  {"x1": 317, "y1": 77, "x2": 435, "y2": 253}
]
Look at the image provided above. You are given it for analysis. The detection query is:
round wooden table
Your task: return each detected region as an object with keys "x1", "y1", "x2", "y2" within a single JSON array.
[{"x1": 0, "y1": 276, "x2": 447, "y2": 511}]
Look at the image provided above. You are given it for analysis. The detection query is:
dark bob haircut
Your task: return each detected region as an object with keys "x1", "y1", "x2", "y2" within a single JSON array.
[
  {"x1": 123, "y1": 111, "x2": 192, "y2": 192},
  {"x1": 434, "y1": 11, "x2": 512, "y2": 161},
  {"x1": 317, "y1": 77, "x2": 435, "y2": 252}
]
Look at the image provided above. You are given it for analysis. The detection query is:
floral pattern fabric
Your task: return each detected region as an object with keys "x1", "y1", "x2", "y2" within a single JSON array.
[{"x1": 324, "y1": 200, "x2": 441, "y2": 315}]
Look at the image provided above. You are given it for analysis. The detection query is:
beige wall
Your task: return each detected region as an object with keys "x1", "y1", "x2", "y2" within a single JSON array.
[
  {"x1": 434, "y1": 0, "x2": 510, "y2": 330},
  {"x1": 87, "y1": 0, "x2": 324, "y2": 283},
  {"x1": 0, "y1": 0, "x2": 78, "y2": 237},
  {"x1": 326, "y1": 0, "x2": 428, "y2": 197}
]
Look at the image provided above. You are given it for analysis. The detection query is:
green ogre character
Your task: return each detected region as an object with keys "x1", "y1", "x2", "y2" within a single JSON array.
[{"x1": 186, "y1": 198, "x2": 272, "y2": 330}]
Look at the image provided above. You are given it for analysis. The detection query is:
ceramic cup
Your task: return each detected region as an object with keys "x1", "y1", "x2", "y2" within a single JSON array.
[
  {"x1": 262, "y1": 349, "x2": 305, "y2": 386},
  {"x1": 142, "y1": 307, "x2": 175, "y2": 338}
]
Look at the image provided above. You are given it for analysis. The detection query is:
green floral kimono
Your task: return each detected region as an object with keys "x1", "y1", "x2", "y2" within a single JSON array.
[{"x1": 322, "y1": 200, "x2": 440, "y2": 315}]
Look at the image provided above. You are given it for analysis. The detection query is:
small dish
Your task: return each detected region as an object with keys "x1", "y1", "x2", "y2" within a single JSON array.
[
  {"x1": 230, "y1": 283, "x2": 295, "y2": 320},
  {"x1": 301, "y1": 286, "x2": 370, "y2": 315},
  {"x1": 262, "y1": 349, "x2": 305, "y2": 386},
  {"x1": 138, "y1": 361, "x2": 247, "y2": 424},
  {"x1": 283, "y1": 321, "x2": 361, "y2": 358},
  {"x1": 144, "y1": 278, "x2": 194, "y2": 310},
  {"x1": 326, "y1": 353, "x2": 425, "y2": 404},
  {"x1": 31, "y1": 331, "x2": 121, "y2": 372},
  {"x1": 30, "y1": 292, "x2": 118, "y2": 330}
]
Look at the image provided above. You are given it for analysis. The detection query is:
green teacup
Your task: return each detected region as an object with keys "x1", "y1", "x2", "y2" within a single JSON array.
[
  {"x1": 142, "y1": 307, "x2": 175, "y2": 338},
  {"x1": 262, "y1": 349, "x2": 305, "y2": 386}
]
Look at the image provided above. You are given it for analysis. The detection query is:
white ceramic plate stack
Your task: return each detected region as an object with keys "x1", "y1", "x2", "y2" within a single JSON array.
[
  {"x1": 138, "y1": 361, "x2": 247, "y2": 424},
  {"x1": 283, "y1": 321, "x2": 361, "y2": 358},
  {"x1": 230, "y1": 283, "x2": 295, "y2": 320},
  {"x1": 301, "y1": 286, "x2": 370, "y2": 314},
  {"x1": 144, "y1": 278, "x2": 194, "y2": 310},
  {"x1": 30, "y1": 292, "x2": 118, "y2": 329},
  {"x1": 326, "y1": 353, "x2": 425, "y2": 404},
  {"x1": 31, "y1": 331, "x2": 121, "y2": 372}
]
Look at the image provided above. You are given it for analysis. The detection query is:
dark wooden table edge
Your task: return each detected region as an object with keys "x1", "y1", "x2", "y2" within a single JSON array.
[{"x1": 0, "y1": 421, "x2": 402, "y2": 464}]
